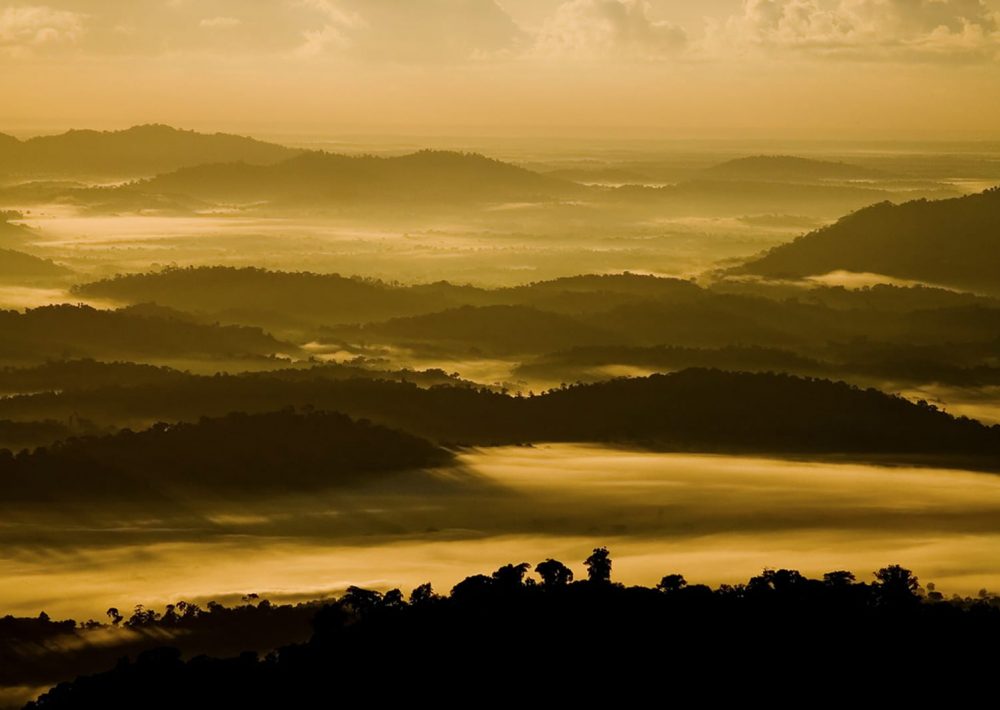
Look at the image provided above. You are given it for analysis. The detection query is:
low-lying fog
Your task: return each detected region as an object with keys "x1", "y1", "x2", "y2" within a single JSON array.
[
  {"x1": 10, "y1": 208, "x2": 789, "y2": 288},
  {"x1": 4, "y1": 444, "x2": 1000, "y2": 620}
]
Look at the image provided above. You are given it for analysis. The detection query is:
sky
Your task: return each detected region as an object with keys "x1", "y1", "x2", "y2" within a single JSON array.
[{"x1": 1, "y1": 0, "x2": 999, "y2": 139}]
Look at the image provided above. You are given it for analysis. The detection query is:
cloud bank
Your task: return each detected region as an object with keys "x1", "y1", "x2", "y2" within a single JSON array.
[{"x1": 0, "y1": 0, "x2": 995, "y2": 63}]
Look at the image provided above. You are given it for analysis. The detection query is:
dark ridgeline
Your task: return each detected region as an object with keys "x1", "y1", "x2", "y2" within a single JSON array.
[
  {"x1": 0, "y1": 410, "x2": 452, "y2": 504},
  {"x1": 0, "y1": 305, "x2": 292, "y2": 365},
  {"x1": 70, "y1": 266, "x2": 1000, "y2": 373},
  {"x1": 3, "y1": 370, "x2": 997, "y2": 466},
  {"x1": 1, "y1": 599, "x2": 322, "y2": 697},
  {"x1": 17, "y1": 549, "x2": 1000, "y2": 708}
]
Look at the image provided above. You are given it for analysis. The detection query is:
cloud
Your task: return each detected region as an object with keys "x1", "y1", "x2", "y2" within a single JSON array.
[
  {"x1": 199, "y1": 16, "x2": 242, "y2": 29},
  {"x1": 0, "y1": 5, "x2": 85, "y2": 56},
  {"x1": 535, "y1": 0, "x2": 687, "y2": 59},
  {"x1": 712, "y1": 0, "x2": 1000, "y2": 62},
  {"x1": 298, "y1": 0, "x2": 527, "y2": 62}
]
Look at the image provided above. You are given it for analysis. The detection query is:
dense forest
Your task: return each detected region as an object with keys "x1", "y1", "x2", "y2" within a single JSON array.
[{"x1": 17, "y1": 549, "x2": 1000, "y2": 708}]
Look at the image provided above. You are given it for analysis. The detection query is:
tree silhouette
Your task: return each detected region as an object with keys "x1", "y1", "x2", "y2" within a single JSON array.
[
  {"x1": 536, "y1": 559, "x2": 574, "y2": 587},
  {"x1": 657, "y1": 574, "x2": 687, "y2": 593},
  {"x1": 823, "y1": 571, "x2": 856, "y2": 588},
  {"x1": 491, "y1": 563, "x2": 531, "y2": 590},
  {"x1": 874, "y1": 565, "x2": 920, "y2": 606},
  {"x1": 409, "y1": 583, "x2": 436, "y2": 605},
  {"x1": 584, "y1": 547, "x2": 612, "y2": 584}
]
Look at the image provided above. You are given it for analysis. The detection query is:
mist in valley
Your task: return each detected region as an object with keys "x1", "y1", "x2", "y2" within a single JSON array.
[{"x1": 3, "y1": 0, "x2": 1000, "y2": 704}]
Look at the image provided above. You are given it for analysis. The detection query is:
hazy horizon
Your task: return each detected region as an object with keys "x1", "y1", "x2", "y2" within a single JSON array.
[{"x1": 2, "y1": 0, "x2": 1000, "y2": 140}]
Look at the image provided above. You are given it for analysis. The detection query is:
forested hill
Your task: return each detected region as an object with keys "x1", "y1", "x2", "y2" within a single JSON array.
[
  {"x1": 4, "y1": 369, "x2": 998, "y2": 463},
  {"x1": 141, "y1": 150, "x2": 581, "y2": 204},
  {"x1": 0, "y1": 410, "x2": 453, "y2": 503},
  {"x1": 0, "y1": 305, "x2": 290, "y2": 364},
  {"x1": 22, "y1": 553, "x2": 1000, "y2": 708},
  {"x1": 0, "y1": 125, "x2": 299, "y2": 177},
  {"x1": 737, "y1": 187, "x2": 1000, "y2": 293}
]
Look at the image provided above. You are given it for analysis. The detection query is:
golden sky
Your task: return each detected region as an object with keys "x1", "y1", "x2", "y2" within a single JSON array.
[{"x1": 1, "y1": 0, "x2": 999, "y2": 138}]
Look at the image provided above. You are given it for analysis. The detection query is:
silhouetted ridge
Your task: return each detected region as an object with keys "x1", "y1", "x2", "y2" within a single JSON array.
[
  {"x1": 737, "y1": 187, "x2": 1000, "y2": 292},
  {"x1": 21, "y1": 553, "x2": 1000, "y2": 707},
  {"x1": 330, "y1": 304, "x2": 612, "y2": 355},
  {"x1": 0, "y1": 410, "x2": 452, "y2": 503},
  {"x1": 72, "y1": 267, "x2": 702, "y2": 329},
  {"x1": 0, "y1": 360, "x2": 190, "y2": 395},
  {"x1": 3, "y1": 370, "x2": 996, "y2": 462},
  {"x1": 0, "y1": 304, "x2": 290, "y2": 364}
]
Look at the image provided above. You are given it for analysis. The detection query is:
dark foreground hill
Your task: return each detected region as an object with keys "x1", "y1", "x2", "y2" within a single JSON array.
[
  {"x1": 4, "y1": 369, "x2": 998, "y2": 464},
  {"x1": 737, "y1": 187, "x2": 1000, "y2": 293},
  {"x1": 21, "y1": 552, "x2": 1000, "y2": 708},
  {"x1": 0, "y1": 125, "x2": 299, "y2": 177},
  {"x1": 0, "y1": 410, "x2": 453, "y2": 504}
]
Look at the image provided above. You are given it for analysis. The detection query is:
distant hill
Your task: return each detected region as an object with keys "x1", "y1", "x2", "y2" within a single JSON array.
[
  {"x1": 515, "y1": 345, "x2": 827, "y2": 382},
  {"x1": 736, "y1": 187, "x2": 1000, "y2": 293},
  {"x1": 73, "y1": 268, "x2": 700, "y2": 331},
  {"x1": 545, "y1": 167, "x2": 653, "y2": 184},
  {"x1": 326, "y1": 305, "x2": 613, "y2": 356},
  {"x1": 74, "y1": 267, "x2": 1000, "y2": 356},
  {"x1": 0, "y1": 249, "x2": 72, "y2": 280},
  {"x1": 604, "y1": 179, "x2": 956, "y2": 219},
  {"x1": 704, "y1": 155, "x2": 886, "y2": 182},
  {"x1": 141, "y1": 150, "x2": 582, "y2": 205},
  {"x1": 73, "y1": 266, "x2": 485, "y2": 329},
  {"x1": 0, "y1": 304, "x2": 292, "y2": 365},
  {"x1": 3, "y1": 369, "x2": 997, "y2": 463},
  {"x1": 0, "y1": 124, "x2": 300, "y2": 177},
  {"x1": 0, "y1": 360, "x2": 190, "y2": 395},
  {"x1": 0, "y1": 360, "x2": 475, "y2": 401},
  {"x1": 0, "y1": 212, "x2": 32, "y2": 246},
  {"x1": 0, "y1": 410, "x2": 453, "y2": 504}
]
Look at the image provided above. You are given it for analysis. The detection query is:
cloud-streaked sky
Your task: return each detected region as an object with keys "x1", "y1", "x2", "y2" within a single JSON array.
[{"x1": 2, "y1": 0, "x2": 999, "y2": 138}]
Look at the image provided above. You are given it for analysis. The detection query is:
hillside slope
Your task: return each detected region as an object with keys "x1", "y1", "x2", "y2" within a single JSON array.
[{"x1": 737, "y1": 187, "x2": 1000, "y2": 292}]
